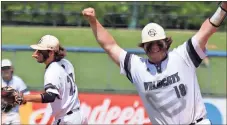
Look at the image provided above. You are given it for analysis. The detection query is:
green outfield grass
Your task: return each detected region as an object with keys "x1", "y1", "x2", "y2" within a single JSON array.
[{"x1": 2, "y1": 26, "x2": 226, "y2": 95}]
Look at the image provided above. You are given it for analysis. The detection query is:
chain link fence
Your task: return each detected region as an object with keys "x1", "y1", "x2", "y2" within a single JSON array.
[{"x1": 2, "y1": 1, "x2": 225, "y2": 30}]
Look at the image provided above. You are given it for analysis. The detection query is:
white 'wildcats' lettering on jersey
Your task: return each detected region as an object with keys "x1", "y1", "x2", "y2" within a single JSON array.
[
  {"x1": 119, "y1": 37, "x2": 207, "y2": 124},
  {"x1": 44, "y1": 61, "x2": 79, "y2": 119}
]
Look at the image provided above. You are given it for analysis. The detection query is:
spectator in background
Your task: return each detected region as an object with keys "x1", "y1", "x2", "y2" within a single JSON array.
[{"x1": 1, "y1": 59, "x2": 30, "y2": 125}]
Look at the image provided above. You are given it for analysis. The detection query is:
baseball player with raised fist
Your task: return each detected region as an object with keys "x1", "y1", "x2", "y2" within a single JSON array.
[{"x1": 82, "y1": 2, "x2": 227, "y2": 125}]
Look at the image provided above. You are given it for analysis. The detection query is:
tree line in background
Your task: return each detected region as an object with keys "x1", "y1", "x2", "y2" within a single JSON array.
[{"x1": 1, "y1": 1, "x2": 226, "y2": 30}]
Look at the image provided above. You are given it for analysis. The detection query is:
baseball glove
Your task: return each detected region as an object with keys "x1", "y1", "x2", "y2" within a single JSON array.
[{"x1": 1, "y1": 86, "x2": 24, "y2": 113}]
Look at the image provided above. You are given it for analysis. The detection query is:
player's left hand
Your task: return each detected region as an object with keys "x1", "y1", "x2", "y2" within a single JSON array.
[{"x1": 1, "y1": 86, "x2": 24, "y2": 112}]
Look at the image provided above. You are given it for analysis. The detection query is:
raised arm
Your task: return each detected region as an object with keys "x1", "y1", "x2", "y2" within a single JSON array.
[
  {"x1": 82, "y1": 8, "x2": 124, "y2": 66},
  {"x1": 194, "y1": 2, "x2": 227, "y2": 51}
]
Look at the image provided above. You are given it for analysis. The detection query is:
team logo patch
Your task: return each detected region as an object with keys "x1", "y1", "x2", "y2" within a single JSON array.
[
  {"x1": 148, "y1": 29, "x2": 157, "y2": 37},
  {"x1": 38, "y1": 38, "x2": 43, "y2": 44}
]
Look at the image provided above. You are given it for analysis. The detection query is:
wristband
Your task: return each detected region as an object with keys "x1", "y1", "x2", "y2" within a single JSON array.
[{"x1": 209, "y1": 6, "x2": 227, "y2": 27}]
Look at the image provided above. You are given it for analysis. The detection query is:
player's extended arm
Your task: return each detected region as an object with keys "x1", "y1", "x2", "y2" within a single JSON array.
[
  {"x1": 82, "y1": 8, "x2": 124, "y2": 66},
  {"x1": 23, "y1": 92, "x2": 57, "y2": 103},
  {"x1": 23, "y1": 94, "x2": 42, "y2": 103},
  {"x1": 194, "y1": 2, "x2": 227, "y2": 51}
]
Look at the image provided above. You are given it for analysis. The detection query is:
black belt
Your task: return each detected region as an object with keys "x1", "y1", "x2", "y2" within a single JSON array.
[
  {"x1": 66, "y1": 107, "x2": 80, "y2": 115},
  {"x1": 189, "y1": 118, "x2": 203, "y2": 125},
  {"x1": 57, "y1": 107, "x2": 80, "y2": 125}
]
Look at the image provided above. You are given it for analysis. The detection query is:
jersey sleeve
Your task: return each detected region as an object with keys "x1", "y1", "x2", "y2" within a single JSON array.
[
  {"x1": 15, "y1": 76, "x2": 30, "y2": 95},
  {"x1": 44, "y1": 65, "x2": 61, "y2": 97},
  {"x1": 119, "y1": 50, "x2": 143, "y2": 84},
  {"x1": 174, "y1": 36, "x2": 207, "y2": 68}
]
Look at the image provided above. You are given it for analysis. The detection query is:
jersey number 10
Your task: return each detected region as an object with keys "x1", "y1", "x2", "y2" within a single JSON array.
[
  {"x1": 67, "y1": 73, "x2": 76, "y2": 96},
  {"x1": 174, "y1": 83, "x2": 187, "y2": 98}
]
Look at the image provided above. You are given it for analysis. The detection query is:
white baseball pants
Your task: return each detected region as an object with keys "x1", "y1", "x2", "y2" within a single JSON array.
[{"x1": 53, "y1": 109, "x2": 88, "y2": 125}]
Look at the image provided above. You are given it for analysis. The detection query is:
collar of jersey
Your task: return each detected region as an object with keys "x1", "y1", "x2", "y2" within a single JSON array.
[
  {"x1": 45, "y1": 61, "x2": 56, "y2": 69},
  {"x1": 148, "y1": 54, "x2": 168, "y2": 65},
  {"x1": 3, "y1": 79, "x2": 12, "y2": 85}
]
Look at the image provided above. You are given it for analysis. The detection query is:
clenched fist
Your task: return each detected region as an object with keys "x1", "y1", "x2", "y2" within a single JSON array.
[{"x1": 82, "y1": 7, "x2": 96, "y2": 21}]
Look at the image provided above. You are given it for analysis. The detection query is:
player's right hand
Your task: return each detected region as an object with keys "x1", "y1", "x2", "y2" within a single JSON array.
[{"x1": 82, "y1": 7, "x2": 96, "y2": 21}]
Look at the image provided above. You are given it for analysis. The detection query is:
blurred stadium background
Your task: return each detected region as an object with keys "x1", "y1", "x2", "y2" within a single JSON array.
[
  {"x1": 1, "y1": 1, "x2": 226, "y2": 124},
  {"x1": 2, "y1": 1, "x2": 226, "y2": 95}
]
